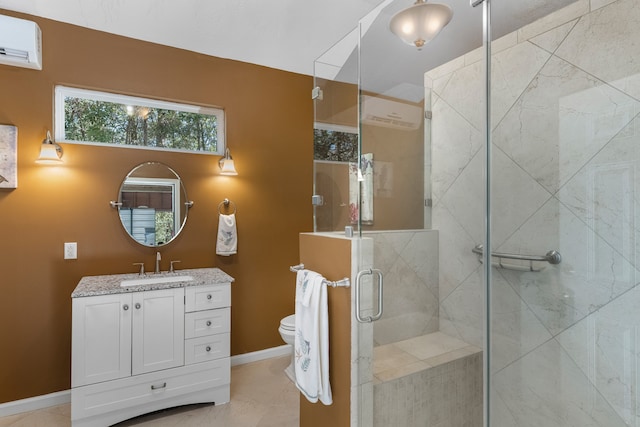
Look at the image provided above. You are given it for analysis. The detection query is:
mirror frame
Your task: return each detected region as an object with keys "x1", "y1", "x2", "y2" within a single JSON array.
[{"x1": 111, "y1": 161, "x2": 192, "y2": 247}]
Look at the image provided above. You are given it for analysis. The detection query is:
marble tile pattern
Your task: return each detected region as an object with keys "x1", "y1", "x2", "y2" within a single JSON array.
[
  {"x1": 366, "y1": 230, "x2": 439, "y2": 345},
  {"x1": 372, "y1": 332, "x2": 482, "y2": 427},
  {"x1": 0, "y1": 356, "x2": 298, "y2": 427},
  {"x1": 71, "y1": 268, "x2": 234, "y2": 297},
  {"x1": 373, "y1": 331, "x2": 480, "y2": 382},
  {"x1": 430, "y1": 0, "x2": 640, "y2": 425}
]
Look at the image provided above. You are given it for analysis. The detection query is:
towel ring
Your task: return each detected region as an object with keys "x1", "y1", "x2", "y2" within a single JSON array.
[{"x1": 217, "y1": 198, "x2": 237, "y2": 215}]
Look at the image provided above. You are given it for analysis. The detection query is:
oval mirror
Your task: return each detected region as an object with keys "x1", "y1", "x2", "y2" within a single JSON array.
[{"x1": 113, "y1": 162, "x2": 192, "y2": 247}]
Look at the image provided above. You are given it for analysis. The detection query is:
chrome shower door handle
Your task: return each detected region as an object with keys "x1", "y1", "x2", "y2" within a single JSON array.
[{"x1": 355, "y1": 268, "x2": 383, "y2": 323}]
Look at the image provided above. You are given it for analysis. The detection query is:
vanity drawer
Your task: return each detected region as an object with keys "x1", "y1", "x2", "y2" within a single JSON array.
[
  {"x1": 71, "y1": 359, "x2": 230, "y2": 421},
  {"x1": 185, "y1": 308, "x2": 230, "y2": 339},
  {"x1": 185, "y1": 284, "x2": 230, "y2": 312},
  {"x1": 185, "y1": 333, "x2": 230, "y2": 365}
]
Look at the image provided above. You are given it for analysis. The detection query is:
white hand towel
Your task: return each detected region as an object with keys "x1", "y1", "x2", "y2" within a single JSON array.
[
  {"x1": 216, "y1": 213, "x2": 237, "y2": 256},
  {"x1": 294, "y1": 269, "x2": 332, "y2": 405}
]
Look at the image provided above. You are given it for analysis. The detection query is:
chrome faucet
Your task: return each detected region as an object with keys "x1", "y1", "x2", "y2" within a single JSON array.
[
  {"x1": 155, "y1": 251, "x2": 161, "y2": 273},
  {"x1": 169, "y1": 260, "x2": 181, "y2": 273},
  {"x1": 133, "y1": 262, "x2": 145, "y2": 276}
]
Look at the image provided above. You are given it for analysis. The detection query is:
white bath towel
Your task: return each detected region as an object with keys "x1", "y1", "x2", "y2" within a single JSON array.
[
  {"x1": 294, "y1": 269, "x2": 332, "y2": 405},
  {"x1": 216, "y1": 213, "x2": 237, "y2": 256},
  {"x1": 348, "y1": 153, "x2": 374, "y2": 224}
]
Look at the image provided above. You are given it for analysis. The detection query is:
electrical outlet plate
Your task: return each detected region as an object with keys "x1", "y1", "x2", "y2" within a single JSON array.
[{"x1": 64, "y1": 242, "x2": 77, "y2": 260}]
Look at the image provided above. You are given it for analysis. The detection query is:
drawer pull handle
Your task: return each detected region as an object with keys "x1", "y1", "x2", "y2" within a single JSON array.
[
  {"x1": 135, "y1": 303, "x2": 141, "y2": 310},
  {"x1": 206, "y1": 346, "x2": 212, "y2": 352},
  {"x1": 123, "y1": 304, "x2": 129, "y2": 311},
  {"x1": 206, "y1": 320, "x2": 212, "y2": 326},
  {"x1": 151, "y1": 382, "x2": 166, "y2": 390},
  {"x1": 207, "y1": 294, "x2": 212, "y2": 300}
]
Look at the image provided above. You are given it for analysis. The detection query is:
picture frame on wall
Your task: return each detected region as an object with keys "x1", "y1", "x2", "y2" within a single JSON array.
[{"x1": 0, "y1": 125, "x2": 18, "y2": 189}]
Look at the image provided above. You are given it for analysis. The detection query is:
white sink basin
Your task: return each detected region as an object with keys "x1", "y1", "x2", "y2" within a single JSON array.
[{"x1": 120, "y1": 275, "x2": 194, "y2": 287}]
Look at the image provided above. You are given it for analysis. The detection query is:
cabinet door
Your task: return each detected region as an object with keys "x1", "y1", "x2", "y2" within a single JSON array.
[
  {"x1": 131, "y1": 288, "x2": 184, "y2": 375},
  {"x1": 72, "y1": 294, "x2": 132, "y2": 387}
]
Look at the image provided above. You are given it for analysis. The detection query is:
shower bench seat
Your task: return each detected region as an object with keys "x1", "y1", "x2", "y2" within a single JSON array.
[{"x1": 372, "y1": 331, "x2": 482, "y2": 427}]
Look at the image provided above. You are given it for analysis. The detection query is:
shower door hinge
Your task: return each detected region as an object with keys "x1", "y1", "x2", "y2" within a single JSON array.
[
  {"x1": 425, "y1": 111, "x2": 432, "y2": 120},
  {"x1": 312, "y1": 87, "x2": 323, "y2": 100},
  {"x1": 425, "y1": 198, "x2": 432, "y2": 207},
  {"x1": 312, "y1": 194, "x2": 324, "y2": 206}
]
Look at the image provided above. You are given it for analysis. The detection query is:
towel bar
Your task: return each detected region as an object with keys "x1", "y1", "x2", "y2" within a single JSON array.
[
  {"x1": 289, "y1": 264, "x2": 350, "y2": 288},
  {"x1": 217, "y1": 198, "x2": 236, "y2": 215}
]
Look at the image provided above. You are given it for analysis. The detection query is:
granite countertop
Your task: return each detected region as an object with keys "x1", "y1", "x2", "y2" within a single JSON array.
[{"x1": 71, "y1": 267, "x2": 234, "y2": 298}]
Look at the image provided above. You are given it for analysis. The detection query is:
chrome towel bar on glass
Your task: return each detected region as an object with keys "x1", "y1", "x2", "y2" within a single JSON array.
[
  {"x1": 472, "y1": 244, "x2": 562, "y2": 265},
  {"x1": 289, "y1": 264, "x2": 350, "y2": 288}
]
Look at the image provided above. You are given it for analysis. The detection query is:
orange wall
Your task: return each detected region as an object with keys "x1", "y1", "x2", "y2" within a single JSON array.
[
  {"x1": 314, "y1": 120, "x2": 425, "y2": 232},
  {"x1": 0, "y1": 11, "x2": 313, "y2": 403},
  {"x1": 299, "y1": 234, "x2": 352, "y2": 427},
  {"x1": 314, "y1": 77, "x2": 425, "y2": 231}
]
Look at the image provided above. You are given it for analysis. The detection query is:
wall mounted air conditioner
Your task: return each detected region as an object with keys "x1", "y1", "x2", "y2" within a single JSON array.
[
  {"x1": 0, "y1": 14, "x2": 42, "y2": 70},
  {"x1": 361, "y1": 95, "x2": 422, "y2": 131}
]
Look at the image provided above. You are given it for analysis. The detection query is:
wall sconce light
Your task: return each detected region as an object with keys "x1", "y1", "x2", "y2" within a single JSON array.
[
  {"x1": 389, "y1": 0, "x2": 453, "y2": 49},
  {"x1": 219, "y1": 148, "x2": 238, "y2": 176},
  {"x1": 36, "y1": 130, "x2": 63, "y2": 164}
]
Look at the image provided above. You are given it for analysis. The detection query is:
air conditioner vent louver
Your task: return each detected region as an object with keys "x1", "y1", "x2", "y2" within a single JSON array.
[
  {"x1": 0, "y1": 47, "x2": 30, "y2": 61},
  {"x1": 0, "y1": 15, "x2": 42, "y2": 70},
  {"x1": 361, "y1": 95, "x2": 422, "y2": 131},
  {"x1": 363, "y1": 114, "x2": 420, "y2": 130}
]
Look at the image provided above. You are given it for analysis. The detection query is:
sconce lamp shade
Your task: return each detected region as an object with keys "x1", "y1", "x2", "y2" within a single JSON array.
[
  {"x1": 389, "y1": 0, "x2": 453, "y2": 49},
  {"x1": 220, "y1": 158, "x2": 238, "y2": 175},
  {"x1": 36, "y1": 131, "x2": 63, "y2": 164},
  {"x1": 219, "y1": 148, "x2": 238, "y2": 176}
]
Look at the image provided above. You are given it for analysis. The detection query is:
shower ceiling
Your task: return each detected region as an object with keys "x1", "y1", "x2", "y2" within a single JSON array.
[
  {"x1": 1, "y1": 0, "x2": 576, "y2": 95},
  {"x1": 328, "y1": 0, "x2": 579, "y2": 101}
]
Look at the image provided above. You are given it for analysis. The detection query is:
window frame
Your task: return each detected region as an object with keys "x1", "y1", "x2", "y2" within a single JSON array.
[{"x1": 54, "y1": 85, "x2": 225, "y2": 155}]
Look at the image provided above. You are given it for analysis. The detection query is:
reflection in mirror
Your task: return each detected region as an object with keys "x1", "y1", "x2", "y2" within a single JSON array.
[{"x1": 114, "y1": 162, "x2": 191, "y2": 247}]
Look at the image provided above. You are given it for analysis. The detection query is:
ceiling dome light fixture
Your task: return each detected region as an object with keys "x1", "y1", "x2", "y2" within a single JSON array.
[{"x1": 389, "y1": 0, "x2": 453, "y2": 49}]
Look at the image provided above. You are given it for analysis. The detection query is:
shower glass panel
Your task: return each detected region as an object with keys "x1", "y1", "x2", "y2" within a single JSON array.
[
  {"x1": 313, "y1": 29, "x2": 360, "y2": 233},
  {"x1": 316, "y1": 0, "x2": 633, "y2": 426},
  {"x1": 358, "y1": 3, "x2": 428, "y2": 233},
  {"x1": 487, "y1": 0, "x2": 639, "y2": 426},
  {"x1": 354, "y1": 0, "x2": 486, "y2": 425}
]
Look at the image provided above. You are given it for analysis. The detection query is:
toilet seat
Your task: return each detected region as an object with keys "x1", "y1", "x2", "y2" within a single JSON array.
[
  {"x1": 278, "y1": 314, "x2": 297, "y2": 383},
  {"x1": 279, "y1": 314, "x2": 295, "y2": 331}
]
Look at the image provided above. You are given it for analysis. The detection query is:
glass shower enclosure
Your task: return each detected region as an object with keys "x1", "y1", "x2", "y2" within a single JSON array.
[{"x1": 314, "y1": 0, "x2": 639, "y2": 425}]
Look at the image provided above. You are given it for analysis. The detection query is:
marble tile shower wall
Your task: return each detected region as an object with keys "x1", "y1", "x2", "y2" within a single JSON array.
[
  {"x1": 369, "y1": 230, "x2": 439, "y2": 346},
  {"x1": 428, "y1": 0, "x2": 640, "y2": 425}
]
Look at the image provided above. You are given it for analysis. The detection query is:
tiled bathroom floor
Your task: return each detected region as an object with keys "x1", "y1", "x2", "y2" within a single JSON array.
[{"x1": 0, "y1": 356, "x2": 299, "y2": 427}]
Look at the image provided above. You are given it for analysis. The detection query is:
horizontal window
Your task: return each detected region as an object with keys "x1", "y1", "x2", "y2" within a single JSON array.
[
  {"x1": 54, "y1": 86, "x2": 224, "y2": 155},
  {"x1": 314, "y1": 123, "x2": 358, "y2": 162}
]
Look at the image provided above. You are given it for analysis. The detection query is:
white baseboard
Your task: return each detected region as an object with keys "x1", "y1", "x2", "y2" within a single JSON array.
[
  {"x1": 230, "y1": 344, "x2": 291, "y2": 366},
  {"x1": 0, "y1": 345, "x2": 292, "y2": 417},
  {"x1": 0, "y1": 389, "x2": 70, "y2": 417}
]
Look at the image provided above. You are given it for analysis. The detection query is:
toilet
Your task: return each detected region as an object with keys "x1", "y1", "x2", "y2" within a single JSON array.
[{"x1": 278, "y1": 314, "x2": 296, "y2": 382}]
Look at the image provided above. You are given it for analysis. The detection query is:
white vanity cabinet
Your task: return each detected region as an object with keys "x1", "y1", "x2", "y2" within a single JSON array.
[
  {"x1": 71, "y1": 269, "x2": 232, "y2": 427},
  {"x1": 72, "y1": 288, "x2": 184, "y2": 387}
]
